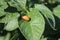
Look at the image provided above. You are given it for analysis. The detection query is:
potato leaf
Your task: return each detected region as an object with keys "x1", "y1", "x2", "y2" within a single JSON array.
[
  {"x1": 35, "y1": 4, "x2": 56, "y2": 30},
  {"x1": 48, "y1": 0, "x2": 56, "y2": 4},
  {"x1": 4, "y1": 19, "x2": 19, "y2": 31},
  {"x1": 0, "y1": 13, "x2": 20, "y2": 23},
  {"x1": 0, "y1": 36, "x2": 5, "y2": 40},
  {"x1": 19, "y1": 8, "x2": 45, "y2": 40},
  {"x1": 5, "y1": 33, "x2": 11, "y2": 40},
  {"x1": 53, "y1": 5, "x2": 60, "y2": 19},
  {"x1": 0, "y1": 8, "x2": 6, "y2": 17},
  {"x1": 57, "y1": 0, "x2": 60, "y2": 2},
  {"x1": 8, "y1": 0, "x2": 27, "y2": 11},
  {"x1": 0, "y1": 0, "x2": 8, "y2": 17},
  {"x1": 0, "y1": 0, "x2": 8, "y2": 9}
]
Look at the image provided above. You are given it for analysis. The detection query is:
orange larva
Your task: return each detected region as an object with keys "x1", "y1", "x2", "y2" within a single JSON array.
[{"x1": 22, "y1": 16, "x2": 30, "y2": 21}]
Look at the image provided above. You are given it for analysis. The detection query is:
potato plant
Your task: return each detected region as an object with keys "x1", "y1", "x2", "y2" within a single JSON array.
[{"x1": 0, "y1": 0, "x2": 60, "y2": 40}]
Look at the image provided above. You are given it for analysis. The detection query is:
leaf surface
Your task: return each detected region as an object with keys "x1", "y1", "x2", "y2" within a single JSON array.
[
  {"x1": 35, "y1": 4, "x2": 56, "y2": 29},
  {"x1": 53, "y1": 5, "x2": 60, "y2": 19},
  {"x1": 19, "y1": 8, "x2": 45, "y2": 40}
]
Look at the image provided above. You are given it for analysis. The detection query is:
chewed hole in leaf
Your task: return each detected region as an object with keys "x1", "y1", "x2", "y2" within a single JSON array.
[{"x1": 4, "y1": 6, "x2": 18, "y2": 13}]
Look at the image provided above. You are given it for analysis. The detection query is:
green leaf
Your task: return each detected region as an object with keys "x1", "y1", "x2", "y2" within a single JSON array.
[
  {"x1": 19, "y1": 8, "x2": 45, "y2": 40},
  {"x1": 35, "y1": 4, "x2": 56, "y2": 30},
  {"x1": 0, "y1": 8, "x2": 6, "y2": 17},
  {"x1": 48, "y1": 0, "x2": 56, "y2": 4},
  {"x1": 56, "y1": 0, "x2": 60, "y2": 2},
  {"x1": 0, "y1": 36, "x2": 5, "y2": 40},
  {"x1": 0, "y1": 0, "x2": 8, "y2": 17},
  {"x1": 0, "y1": 0, "x2": 8, "y2": 9},
  {"x1": 40, "y1": 36, "x2": 47, "y2": 40},
  {"x1": 5, "y1": 33, "x2": 11, "y2": 40},
  {"x1": 53, "y1": 5, "x2": 60, "y2": 19},
  {"x1": 0, "y1": 12, "x2": 20, "y2": 23},
  {"x1": 4, "y1": 19, "x2": 19, "y2": 31},
  {"x1": 8, "y1": 0, "x2": 27, "y2": 11},
  {"x1": 0, "y1": 12, "x2": 20, "y2": 31}
]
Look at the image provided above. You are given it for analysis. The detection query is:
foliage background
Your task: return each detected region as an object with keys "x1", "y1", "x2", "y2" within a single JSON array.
[{"x1": 0, "y1": 0, "x2": 60, "y2": 40}]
